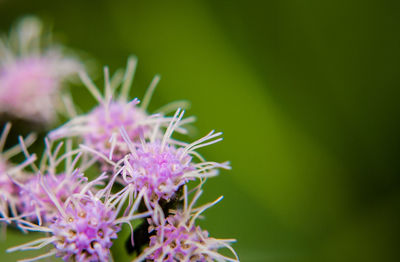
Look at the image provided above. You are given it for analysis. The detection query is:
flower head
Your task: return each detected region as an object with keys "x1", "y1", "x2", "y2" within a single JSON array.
[
  {"x1": 49, "y1": 196, "x2": 120, "y2": 261},
  {"x1": 0, "y1": 16, "x2": 82, "y2": 124},
  {"x1": 118, "y1": 108, "x2": 230, "y2": 207},
  {"x1": 49, "y1": 58, "x2": 154, "y2": 164},
  {"x1": 82, "y1": 99, "x2": 148, "y2": 162},
  {"x1": 17, "y1": 171, "x2": 86, "y2": 224},
  {"x1": 7, "y1": 170, "x2": 151, "y2": 262},
  {"x1": 10, "y1": 137, "x2": 97, "y2": 224},
  {"x1": 124, "y1": 140, "x2": 194, "y2": 203},
  {"x1": 50, "y1": 57, "x2": 193, "y2": 168},
  {"x1": 137, "y1": 185, "x2": 238, "y2": 262}
]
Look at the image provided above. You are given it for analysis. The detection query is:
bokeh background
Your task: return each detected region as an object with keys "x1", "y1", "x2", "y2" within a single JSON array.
[{"x1": 1, "y1": 0, "x2": 400, "y2": 261}]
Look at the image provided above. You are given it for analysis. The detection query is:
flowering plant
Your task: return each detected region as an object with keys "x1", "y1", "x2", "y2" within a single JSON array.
[{"x1": 0, "y1": 17, "x2": 238, "y2": 262}]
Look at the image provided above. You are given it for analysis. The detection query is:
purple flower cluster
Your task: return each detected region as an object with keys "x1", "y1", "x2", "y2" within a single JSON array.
[
  {"x1": 0, "y1": 17, "x2": 82, "y2": 125},
  {"x1": 149, "y1": 216, "x2": 236, "y2": 262},
  {"x1": 17, "y1": 171, "x2": 85, "y2": 223},
  {"x1": 137, "y1": 187, "x2": 238, "y2": 262},
  {"x1": 149, "y1": 218, "x2": 206, "y2": 261},
  {"x1": 50, "y1": 197, "x2": 120, "y2": 261},
  {"x1": 1, "y1": 17, "x2": 238, "y2": 262},
  {"x1": 83, "y1": 100, "x2": 148, "y2": 162},
  {"x1": 122, "y1": 140, "x2": 195, "y2": 203}
]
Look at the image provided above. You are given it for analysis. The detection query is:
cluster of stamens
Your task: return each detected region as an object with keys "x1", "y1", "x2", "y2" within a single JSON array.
[
  {"x1": 84, "y1": 100, "x2": 148, "y2": 162},
  {"x1": 123, "y1": 141, "x2": 194, "y2": 203},
  {"x1": 148, "y1": 214, "x2": 211, "y2": 261},
  {"x1": 17, "y1": 172, "x2": 85, "y2": 223},
  {"x1": 50, "y1": 197, "x2": 120, "y2": 261}
]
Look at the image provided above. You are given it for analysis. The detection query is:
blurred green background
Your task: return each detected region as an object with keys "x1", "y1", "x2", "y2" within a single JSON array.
[{"x1": 1, "y1": 0, "x2": 400, "y2": 261}]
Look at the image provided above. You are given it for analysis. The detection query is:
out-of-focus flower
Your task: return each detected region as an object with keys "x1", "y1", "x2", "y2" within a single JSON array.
[
  {"x1": 136, "y1": 185, "x2": 238, "y2": 262},
  {"x1": 0, "y1": 16, "x2": 82, "y2": 125},
  {"x1": 50, "y1": 57, "x2": 193, "y2": 166},
  {"x1": 82, "y1": 99, "x2": 148, "y2": 162}
]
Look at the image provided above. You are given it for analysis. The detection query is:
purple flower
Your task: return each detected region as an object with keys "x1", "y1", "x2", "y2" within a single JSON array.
[
  {"x1": 49, "y1": 57, "x2": 194, "y2": 168},
  {"x1": 7, "y1": 172, "x2": 151, "y2": 261},
  {"x1": 83, "y1": 99, "x2": 148, "y2": 162},
  {"x1": 136, "y1": 185, "x2": 238, "y2": 262},
  {"x1": 5, "y1": 135, "x2": 106, "y2": 226},
  {"x1": 116, "y1": 108, "x2": 230, "y2": 213},
  {"x1": 6, "y1": 135, "x2": 151, "y2": 260},
  {"x1": 148, "y1": 214, "x2": 212, "y2": 261},
  {"x1": 49, "y1": 60, "x2": 152, "y2": 166},
  {"x1": 0, "y1": 17, "x2": 82, "y2": 124},
  {"x1": 49, "y1": 196, "x2": 120, "y2": 261},
  {"x1": 17, "y1": 171, "x2": 86, "y2": 224},
  {"x1": 123, "y1": 140, "x2": 194, "y2": 203}
]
